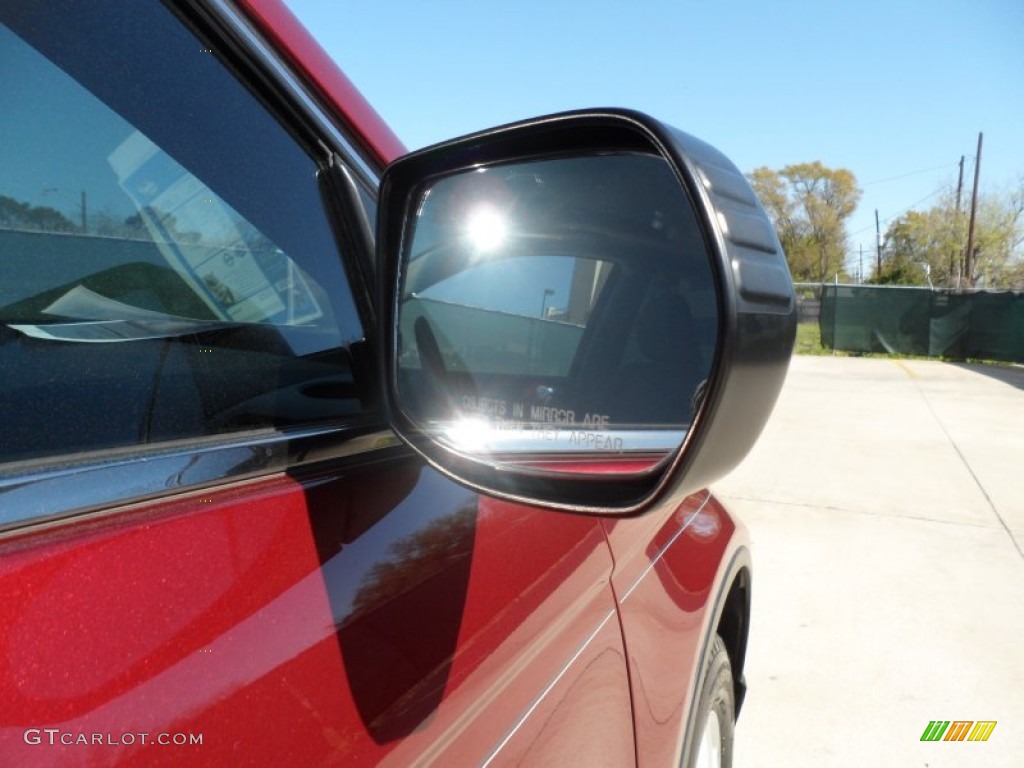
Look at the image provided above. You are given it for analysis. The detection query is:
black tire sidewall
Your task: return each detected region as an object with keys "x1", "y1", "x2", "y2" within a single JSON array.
[{"x1": 686, "y1": 635, "x2": 735, "y2": 768}]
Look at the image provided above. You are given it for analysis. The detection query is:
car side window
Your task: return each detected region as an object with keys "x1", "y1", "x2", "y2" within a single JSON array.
[{"x1": 0, "y1": 2, "x2": 370, "y2": 465}]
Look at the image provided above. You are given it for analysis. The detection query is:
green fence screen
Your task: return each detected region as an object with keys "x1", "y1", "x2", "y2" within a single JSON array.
[{"x1": 819, "y1": 285, "x2": 1024, "y2": 362}]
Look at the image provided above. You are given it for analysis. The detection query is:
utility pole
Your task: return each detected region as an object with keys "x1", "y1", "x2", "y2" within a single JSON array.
[
  {"x1": 41, "y1": 187, "x2": 88, "y2": 233},
  {"x1": 953, "y1": 155, "x2": 964, "y2": 287},
  {"x1": 954, "y1": 156, "x2": 965, "y2": 218},
  {"x1": 875, "y1": 209, "x2": 883, "y2": 279},
  {"x1": 964, "y1": 133, "x2": 983, "y2": 289}
]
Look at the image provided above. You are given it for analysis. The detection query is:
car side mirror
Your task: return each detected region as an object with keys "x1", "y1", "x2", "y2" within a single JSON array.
[{"x1": 377, "y1": 109, "x2": 796, "y2": 514}]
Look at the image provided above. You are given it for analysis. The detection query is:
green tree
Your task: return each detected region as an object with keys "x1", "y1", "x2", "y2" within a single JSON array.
[
  {"x1": 875, "y1": 181, "x2": 1024, "y2": 288},
  {"x1": 968, "y1": 184, "x2": 1024, "y2": 287},
  {"x1": 748, "y1": 162, "x2": 862, "y2": 283},
  {"x1": 875, "y1": 207, "x2": 954, "y2": 286}
]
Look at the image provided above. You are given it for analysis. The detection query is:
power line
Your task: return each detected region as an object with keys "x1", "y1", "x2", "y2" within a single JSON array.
[
  {"x1": 861, "y1": 161, "x2": 961, "y2": 187},
  {"x1": 848, "y1": 160, "x2": 963, "y2": 238},
  {"x1": 850, "y1": 187, "x2": 949, "y2": 236}
]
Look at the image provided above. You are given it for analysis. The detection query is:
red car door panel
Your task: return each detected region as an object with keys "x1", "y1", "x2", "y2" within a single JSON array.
[
  {"x1": 604, "y1": 492, "x2": 748, "y2": 767},
  {"x1": 1, "y1": 455, "x2": 631, "y2": 766}
]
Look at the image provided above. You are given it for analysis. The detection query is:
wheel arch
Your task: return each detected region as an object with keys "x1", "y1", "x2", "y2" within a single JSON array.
[
  {"x1": 678, "y1": 542, "x2": 752, "y2": 768},
  {"x1": 714, "y1": 558, "x2": 751, "y2": 718}
]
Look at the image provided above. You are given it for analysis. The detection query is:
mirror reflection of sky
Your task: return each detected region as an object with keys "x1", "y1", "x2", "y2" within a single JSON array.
[
  {"x1": 0, "y1": 24, "x2": 138, "y2": 220},
  {"x1": 409, "y1": 169, "x2": 576, "y2": 319}
]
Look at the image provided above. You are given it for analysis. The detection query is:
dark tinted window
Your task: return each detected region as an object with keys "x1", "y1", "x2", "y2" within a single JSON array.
[{"x1": 0, "y1": 1, "x2": 368, "y2": 464}]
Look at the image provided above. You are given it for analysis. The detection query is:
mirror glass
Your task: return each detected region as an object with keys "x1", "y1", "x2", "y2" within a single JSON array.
[{"x1": 395, "y1": 152, "x2": 718, "y2": 472}]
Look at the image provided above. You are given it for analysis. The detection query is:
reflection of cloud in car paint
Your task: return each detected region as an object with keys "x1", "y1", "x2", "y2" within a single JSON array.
[{"x1": 687, "y1": 505, "x2": 722, "y2": 541}]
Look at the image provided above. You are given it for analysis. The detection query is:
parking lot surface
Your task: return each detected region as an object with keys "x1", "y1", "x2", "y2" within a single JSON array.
[{"x1": 715, "y1": 356, "x2": 1024, "y2": 767}]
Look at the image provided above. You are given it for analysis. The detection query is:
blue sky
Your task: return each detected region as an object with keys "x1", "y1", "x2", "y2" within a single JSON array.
[{"x1": 283, "y1": 0, "x2": 1024, "y2": 278}]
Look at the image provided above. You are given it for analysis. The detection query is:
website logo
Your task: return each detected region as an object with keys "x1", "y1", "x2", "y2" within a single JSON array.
[{"x1": 920, "y1": 721, "x2": 997, "y2": 742}]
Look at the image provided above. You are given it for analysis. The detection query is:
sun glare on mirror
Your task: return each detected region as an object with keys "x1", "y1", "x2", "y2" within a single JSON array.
[
  {"x1": 465, "y1": 206, "x2": 508, "y2": 253},
  {"x1": 443, "y1": 417, "x2": 494, "y2": 451}
]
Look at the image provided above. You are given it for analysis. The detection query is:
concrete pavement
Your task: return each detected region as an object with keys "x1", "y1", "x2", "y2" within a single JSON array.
[{"x1": 715, "y1": 356, "x2": 1024, "y2": 767}]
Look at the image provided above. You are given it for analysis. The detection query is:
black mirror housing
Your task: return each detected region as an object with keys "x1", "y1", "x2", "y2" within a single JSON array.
[{"x1": 377, "y1": 109, "x2": 795, "y2": 514}]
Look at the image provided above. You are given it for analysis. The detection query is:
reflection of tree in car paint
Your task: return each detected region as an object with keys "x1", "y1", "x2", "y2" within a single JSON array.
[
  {"x1": 338, "y1": 502, "x2": 478, "y2": 742},
  {"x1": 349, "y1": 504, "x2": 476, "y2": 620}
]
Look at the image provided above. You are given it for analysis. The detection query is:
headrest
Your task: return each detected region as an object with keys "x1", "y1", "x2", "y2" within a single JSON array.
[{"x1": 634, "y1": 284, "x2": 695, "y2": 362}]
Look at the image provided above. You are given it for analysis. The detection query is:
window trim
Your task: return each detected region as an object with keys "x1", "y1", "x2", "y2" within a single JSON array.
[{"x1": 0, "y1": 425, "x2": 402, "y2": 538}]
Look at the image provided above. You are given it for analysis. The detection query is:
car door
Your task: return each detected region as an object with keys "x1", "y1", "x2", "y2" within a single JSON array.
[{"x1": 0, "y1": 1, "x2": 632, "y2": 765}]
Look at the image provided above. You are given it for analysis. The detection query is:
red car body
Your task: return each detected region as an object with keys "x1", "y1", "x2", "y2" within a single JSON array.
[{"x1": 0, "y1": 1, "x2": 752, "y2": 765}]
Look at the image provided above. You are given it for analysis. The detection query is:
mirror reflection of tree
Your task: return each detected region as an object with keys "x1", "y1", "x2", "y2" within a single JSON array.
[
  {"x1": 0, "y1": 195, "x2": 77, "y2": 233},
  {"x1": 0, "y1": 194, "x2": 205, "y2": 244}
]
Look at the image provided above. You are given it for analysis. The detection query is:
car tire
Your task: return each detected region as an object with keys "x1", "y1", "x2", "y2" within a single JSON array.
[{"x1": 686, "y1": 634, "x2": 735, "y2": 768}]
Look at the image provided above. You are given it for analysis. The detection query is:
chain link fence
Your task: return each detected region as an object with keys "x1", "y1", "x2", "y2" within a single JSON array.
[{"x1": 794, "y1": 283, "x2": 822, "y2": 324}]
